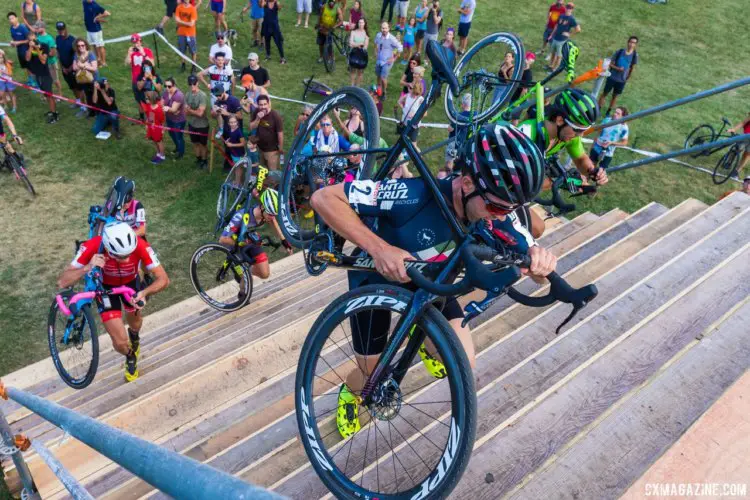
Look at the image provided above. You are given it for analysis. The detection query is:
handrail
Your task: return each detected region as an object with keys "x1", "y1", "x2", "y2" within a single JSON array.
[
  {"x1": 0, "y1": 382, "x2": 286, "y2": 499},
  {"x1": 0, "y1": 404, "x2": 40, "y2": 499}
]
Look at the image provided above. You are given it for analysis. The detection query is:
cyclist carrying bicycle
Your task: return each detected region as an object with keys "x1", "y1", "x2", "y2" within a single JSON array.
[
  {"x1": 0, "y1": 104, "x2": 24, "y2": 162},
  {"x1": 311, "y1": 122, "x2": 557, "y2": 438},
  {"x1": 315, "y1": 0, "x2": 343, "y2": 64},
  {"x1": 219, "y1": 188, "x2": 293, "y2": 280},
  {"x1": 57, "y1": 222, "x2": 170, "y2": 382}
]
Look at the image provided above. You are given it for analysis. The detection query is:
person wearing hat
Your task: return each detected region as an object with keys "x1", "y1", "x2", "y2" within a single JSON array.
[
  {"x1": 92, "y1": 76, "x2": 121, "y2": 139},
  {"x1": 184, "y1": 74, "x2": 210, "y2": 169},
  {"x1": 209, "y1": 31, "x2": 233, "y2": 65},
  {"x1": 547, "y1": 2, "x2": 579, "y2": 72},
  {"x1": 34, "y1": 21, "x2": 63, "y2": 97},
  {"x1": 239, "y1": 52, "x2": 271, "y2": 88},
  {"x1": 239, "y1": 73, "x2": 268, "y2": 115},
  {"x1": 125, "y1": 33, "x2": 155, "y2": 120},
  {"x1": 210, "y1": 84, "x2": 243, "y2": 140}
]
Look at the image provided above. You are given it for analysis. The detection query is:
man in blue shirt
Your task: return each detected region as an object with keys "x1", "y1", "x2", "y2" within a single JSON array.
[
  {"x1": 82, "y1": 0, "x2": 110, "y2": 67},
  {"x1": 547, "y1": 2, "x2": 579, "y2": 72},
  {"x1": 7, "y1": 12, "x2": 32, "y2": 84},
  {"x1": 598, "y1": 36, "x2": 639, "y2": 116}
]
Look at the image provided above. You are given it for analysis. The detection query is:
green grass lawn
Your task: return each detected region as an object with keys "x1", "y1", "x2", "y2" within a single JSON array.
[{"x1": 0, "y1": 0, "x2": 747, "y2": 377}]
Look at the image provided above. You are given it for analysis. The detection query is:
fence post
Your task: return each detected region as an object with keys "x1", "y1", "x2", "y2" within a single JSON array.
[{"x1": 0, "y1": 406, "x2": 40, "y2": 500}]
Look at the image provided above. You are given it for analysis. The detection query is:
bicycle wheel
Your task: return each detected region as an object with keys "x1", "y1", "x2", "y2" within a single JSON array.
[
  {"x1": 712, "y1": 145, "x2": 739, "y2": 185},
  {"x1": 684, "y1": 124, "x2": 715, "y2": 158},
  {"x1": 335, "y1": 32, "x2": 349, "y2": 57},
  {"x1": 48, "y1": 295, "x2": 99, "y2": 390},
  {"x1": 446, "y1": 32, "x2": 525, "y2": 126},
  {"x1": 8, "y1": 154, "x2": 36, "y2": 196},
  {"x1": 324, "y1": 35, "x2": 336, "y2": 73},
  {"x1": 216, "y1": 159, "x2": 250, "y2": 234},
  {"x1": 190, "y1": 243, "x2": 253, "y2": 312},
  {"x1": 278, "y1": 86, "x2": 380, "y2": 248},
  {"x1": 296, "y1": 285, "x2": 476, "y2": 499}
]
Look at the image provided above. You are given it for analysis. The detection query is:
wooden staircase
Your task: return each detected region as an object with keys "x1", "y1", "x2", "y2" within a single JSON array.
[{"x1": 3, "y1": 194, "x2": 749, "y2": 499}]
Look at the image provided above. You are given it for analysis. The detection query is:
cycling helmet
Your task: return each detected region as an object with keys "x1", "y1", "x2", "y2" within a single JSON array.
[
  {"x1": 102, "y1": 222, "x2": 138, "y2": 257},
  {"x1": 260, "y1": 189, "x2": 279, "y2": 216},
  {"x1": 554, "y1": 88, "x2": 599, "y2": 130},
  {"x1": 112, "y1": 176, "x2": 135, "y2": 210},
  {"x1": 464, "y1": 123, "x2": 545, "y2": 206}
]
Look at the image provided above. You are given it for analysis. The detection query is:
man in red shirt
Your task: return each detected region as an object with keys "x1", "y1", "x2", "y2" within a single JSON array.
[
  {"x1": 541, "y1": 0, "x2": 565, "y2": 59},
  {"x1": 124, "y1": 33, "x2": 154, "y2": 121},
  {"x1": 57, "y1": 222, "x2": 170, "y2": 382}
]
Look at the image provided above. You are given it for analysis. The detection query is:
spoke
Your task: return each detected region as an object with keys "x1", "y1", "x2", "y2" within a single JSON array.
[
  {"x1": 388, "y1": 417, "x2": 434, "y2": 482},
  {"x1": 401, "y1": 401, "x2": 452, "y2": 429},
  {"x1": 313, "y1": 372, "x2": 346, "y2": 391},
  {"x1": 316, "y1": 344, "x2": 352, "y2": 389},
  {"x1": 376, "y1": 419, "x2": 417, "y2": 492},
  {"x1": 361, "y1": 414, "x2": 371, "y2": 488},
  {"x1": 336, "y1": 320, "x2": 366, "y2": 383},
  {"x1": 396, "y1": 411, "x2": 447, "y2": 451},
  {"x1": 374, "y1": 417, "x2": 380, "y2": 494}
]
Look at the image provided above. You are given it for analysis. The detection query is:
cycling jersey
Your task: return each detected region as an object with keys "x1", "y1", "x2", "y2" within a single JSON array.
[
  {"x1": 221, "y1": 207, "x2": 269, "y2": 263},
  {"x1": 516, "y1": 118, "x2": 585, "y2": 160},
  {"x1": 72, "y1": 236, "x2": 161, "y2": 286},
  {"x1": 343, "y1": 177, "x2": 535, "y2": 288},
  {"x1": 115, "y1": 200, "x2": 146, "y2": 231}
]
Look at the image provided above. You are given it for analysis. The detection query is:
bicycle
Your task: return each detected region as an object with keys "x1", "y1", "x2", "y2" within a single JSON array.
[
  {"x1": 1, "y1": 139, "x2": 36, "y2": 196},
  {"x1": 302, "y1": 74, "x2": 334, "y2": 101},
  {"x1": 216, "y1": 156, "x2": 255, "y2": 235},
  {"x1": 322, "y1": 26, "x2": 350, "y2": 73},
  {"x1": 712, "y1": 141, "x2": 743, "y2": 185},
  {"x1": 284, "y1": 40, "x2": 598, "y2": 499},
  {"x1": 684, "y1": 117, "x2": 735, "y2": 158}
]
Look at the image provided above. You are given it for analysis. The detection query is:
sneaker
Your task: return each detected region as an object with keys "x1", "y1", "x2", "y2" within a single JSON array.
[
  {"x1": 128, "y1": 331, "x2": 140, "y2": 359},
  {"x1": 253, "y1": 40, "x2": 259, "y2": 47},
  {"x1": 201, "y1": 159, "x2": 209, "y2": 169},
  {"x1": 47, "y1": 112, "x2": 58, "y2": 124},
  {"x1": 317, "y1": 57, "x2": 323, "y2": 63},
  {"x1": 544, "y1": 53, "x2": 552, "y2": 62},
  {"x1": 295, "y1": 22, "x2": 301, "y2": 27},
  {"x1": 264, "y1": 55, "x2": 271, "y2": 62},
  {"x1": 10, "y1": 107, "x2": 16, "y2": 114},
  {"x1": 409, "y1": 325, "x2": 447, "y2": 379},
  {"x1": 336, "y1": 384, "x2": 361, "y2": 439},
  {"x1": 124, "y1": 351, "x2": 139, "y2": 382},
  {"x1": 215, "y1": 128, "x2": 224, "y2": 139},
  {"x1": 151, "y1": 154, "x2": 164, "y2": 165},
  {"x1": 280, "y1": 58, "x2": 287, "y2": 65}
]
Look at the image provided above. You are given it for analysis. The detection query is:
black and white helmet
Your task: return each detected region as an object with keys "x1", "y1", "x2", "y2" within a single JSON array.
[
  {"x1": 112, "y1": 176, "x2": 136, "y2": 211},
  {"x1": 102, "y1": 222, "x2": 138, "y2": 257}
]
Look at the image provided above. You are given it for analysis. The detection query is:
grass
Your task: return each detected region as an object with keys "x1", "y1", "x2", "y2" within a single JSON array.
[{"x1": 0, "y1": 0, "x2": 747, "y2": 378}]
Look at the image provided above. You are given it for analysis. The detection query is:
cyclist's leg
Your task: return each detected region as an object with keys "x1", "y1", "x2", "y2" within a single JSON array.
[
  {"x1": 99, "y1": 297, "x2": 130, "y2": 356},
  {"x1": 420, "y1": 298, "x2": 475, "y2": 370},
  {"x1": 246, "y1": 244, "x2": 270, "y2": 279},
  {"x1": 345, "y1": 308, "x2": 391, "y2": 392}
]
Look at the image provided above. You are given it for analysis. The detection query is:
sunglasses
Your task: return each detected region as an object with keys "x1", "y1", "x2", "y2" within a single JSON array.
[
  {"x1": 482, "y1": 195, "x2": 516, "y2": 215},
  {"x1": 165, "y1": 85, "x2": 174, "y2": 88},
  {"x1": 321, "y1": 122, "x2": 332, "y2": 126}
]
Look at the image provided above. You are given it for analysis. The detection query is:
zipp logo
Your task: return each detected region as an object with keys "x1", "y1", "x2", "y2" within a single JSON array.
[
  {"x1": 344, "y1": 295, "x2": 408, "y2": 315},
  {"x1": 309, "y1": 94, "x2": 346, "y2": 126},
  {"x1": 411, "y1": 418, "x2": 461, "y2": 500},
  {"x1": 280, "y1": 205, "x2": 298, "y2": 236},
  {"x1": 299, "y1": 388, "x2": 334, "y2": 472}
]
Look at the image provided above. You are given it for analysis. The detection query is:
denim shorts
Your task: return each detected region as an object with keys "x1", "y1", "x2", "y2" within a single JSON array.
[{"x1": 375, "y1": 61, "x2": 394, "y2": 78}]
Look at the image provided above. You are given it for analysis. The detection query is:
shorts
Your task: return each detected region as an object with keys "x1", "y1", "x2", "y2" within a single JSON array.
[
  {"x1": 242, "y1": 242, "x2": 268, "y2": 264},
  {"x1": 178, "y1": 36, "x2": 197, "y2": 55},
  {"x1": 457, "y1": 21, "x2": 471, "y2": 38},
  {"x1": 98, "y1": 279, "x2": 140, "y2": 322},
  {"x1": 424, "y1": 32, "x2": 438, "y2": 44},
  {"x1": 188, "y1": 124, "x2": 209, "y2": 144},
  {"x1": 0, "y1": 80, "x2": 16, "y2": 92},
  {"x1": 589, "y1": 144, "x2": 614, "y2": 170},
  {"x1": 375, "y1": 61, "x2": 394, "y2": 78},
  {"x1": 550, "y1": 38, "x2": 566, "y2": 57},
  {"x1": 603, "y1": 77, "x2": 626, "y2": 97},
  {"x1": 396, "y1": 0, "x2": 409, "y2": 17},
  {"x1": 415, "y1": 29, "x2": 425, "y2": 41},
  {"x1": 403, "y1": 41, "x2": 414, "y2": 49},
  {"x1": 316, "y1": 31, "x2": 328, "y2": 46},
  {"x1": 49, "y1": 62, "x2": 60, "y2": 83},
  {"x1": 62, "y1": 67, "x2": 79, "y2": 91},
  {"x1": 147, "y1": 125, "x2": 164, "y2": 142},
  {"x1": 132, "y1": 82, "x2": 147, "y2": 103},
  {"x1": 350, "y1": 293, "x2": 463, "y2": 355},
  {"x1": 543, "y1": 26, "x2": 554, "y2": 44},
  {"x1": 87, "y1": 31, "x2": 105, "y2": 47},
  {"x1": 297, "y1": 0, "x2": 312, "y2": 13},
  {"x1": 35, "y1": 74, "x2": 53, "y2": 93},
  {"x1": 211, "y1": 1, "x2": 225, "y2": 13},
  {"x1": 165, "y1": 0, "x2": 178, "y2": 16}
]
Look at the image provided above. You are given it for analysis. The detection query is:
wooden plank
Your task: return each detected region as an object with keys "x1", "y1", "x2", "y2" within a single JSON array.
[
  {"x1": 548, "y1": 208, "x2": 628, "y2": 256},
  {"x1": 449, "y1": 245, "x2": 750, "y2": 500},
  {"x1": 269, "y1": 210, "x2": 750, "y2": 498},
  {"x1": 622, "y1": 370, "x2": 750, "y2": 499},
  {"x1": 537, "y1": 212, "x2": 599, "y2": 249},
  {"x1": 511, "y1": 298, "x2": 750, "y2": 500}
]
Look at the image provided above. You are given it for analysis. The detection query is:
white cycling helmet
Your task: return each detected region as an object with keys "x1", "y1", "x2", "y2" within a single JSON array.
[{"x1": 102, "y1": 222, "x2": 138, "y2": 257}]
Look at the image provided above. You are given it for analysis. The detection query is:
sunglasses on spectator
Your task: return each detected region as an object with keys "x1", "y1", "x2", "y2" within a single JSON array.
[
  {"x1": 165, "y1": 84, "x2": 174, "y2": 88},
  {"x1": 321, "y1": 122, "x2": 332, "y2": 126}
]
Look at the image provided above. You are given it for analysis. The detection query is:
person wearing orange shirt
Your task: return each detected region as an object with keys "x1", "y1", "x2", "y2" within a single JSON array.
[{"x1": 175, "y1": 0, "x2": 198, "y2": 73}]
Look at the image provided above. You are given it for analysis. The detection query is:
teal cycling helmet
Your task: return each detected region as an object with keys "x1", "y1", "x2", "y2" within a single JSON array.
[
  {"x1": 555, "y1": 88, "x2": 600, "y2": 130},
  {"x1": 260, "y1": 188, "x2": 279, "y2": 216},
  {"x1": 464, "y1": 123, "x2": 546, "y2": 206}
]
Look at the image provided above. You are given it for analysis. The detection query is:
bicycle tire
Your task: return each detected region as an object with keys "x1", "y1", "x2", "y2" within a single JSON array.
[
  {"x1": 684, "y1": 124, "x2": 715, "y2": 158},
  {"x1": 48, "y1": 297, "x2": 99, "y2": 390},
  {"x1": 296, "y1": 284, "x2": 476, "y2": 499},
  {"x1": 7, "y1": 154, "x2": 36, "y2": 196},
  {"x1": 335, "y1": 32, "x2": 349, "y2": 57},
  {"x1": 278, "y1": 86, "x2": 380, "y2": 247},
  {"x1": 712, "y1": 145, "x2": 739, "y2": 185},
  {"x1": 216, "y1": 161, "x2": 251, "y2": 234},
  {"x1": 302, "y1": 78, "x2": 334, "y2": 96},
  {"x1": 324, "y1": 36, "x2": 336, "y2": 73},
  {"x1": 446, "y1": 32, "x2": 525, "y2": 126},
  {"x1": 190, "y1": 243, "x2": 253, "y2": 312}
]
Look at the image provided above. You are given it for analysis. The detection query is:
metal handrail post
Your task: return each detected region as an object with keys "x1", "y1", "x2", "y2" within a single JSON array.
[
  {"x1": 0, "y1": 407, "x2": 40, "y2": 499},
  {"x1": 4, "y1": 386, "x2": 286, "y2": 499},
  {"x1": 29, "y1": 441, "x2": 94, "y2": 500}
]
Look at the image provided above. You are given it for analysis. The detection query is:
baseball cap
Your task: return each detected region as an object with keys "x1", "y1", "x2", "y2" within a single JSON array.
[
  {"x1": 368, "y1": 84, "x2": 383, "y2": 97},
  {"x1": 526, "y1": 51, "x2": 537, "y2": 62},
  {"x1": 241, "y1": 74, "x2": 254, "y2": 88},
  {"x1": 187, "y1": 74, "x2": 198, "y2": 86},
  {"x1": 211, "y1": 85, "x2": 225, "y2": 96},
  {"x1": 248, "y1": 52, "x2": 259, "y2": 61},
  {"x1": 55, "y1": 21, "x2": 66, "y2": 31},
  {"x1": 566, "y1": 2, "x2": 575, "y2": 8},
  {"x1": 131, "y1": 33, "x2": 141, "y2": 43},
  {"x1": 215, "y1": 31, "x2": 225, "y2": 39}
]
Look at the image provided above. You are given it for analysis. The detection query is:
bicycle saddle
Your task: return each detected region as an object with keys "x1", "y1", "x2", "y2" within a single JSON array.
[{"x1": 426, "y1": 40, "x2": 460, "y2": 97}]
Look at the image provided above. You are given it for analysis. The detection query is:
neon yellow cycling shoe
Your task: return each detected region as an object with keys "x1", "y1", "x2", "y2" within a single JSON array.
[
  {"x1": 304, "y1": 208, "x2": 315, "y2": 219},
  {"x1": 337, "y1": 384, "x2": 361, "y2": 439},
  {"x1": 409, "y1": 326, "x2": 447, "y2": 379},
  {"x1": 124, "y1": 351, "x2": 139, "y2": 383}
]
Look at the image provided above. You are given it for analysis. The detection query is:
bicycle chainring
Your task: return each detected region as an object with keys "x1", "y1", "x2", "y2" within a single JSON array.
[{"x1": 304, "y1": 232, "x2": 333, "y2": 276}]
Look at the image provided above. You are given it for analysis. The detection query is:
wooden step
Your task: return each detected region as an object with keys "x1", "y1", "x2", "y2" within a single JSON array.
[
  {"x1": 536, "y1": 212, "x2": 598, "y2": 249},
  {"x1": 449, "y1": 242, "x2": 750, "y2": 499},
  {"x1": 267, "y1": 207, "x2": 750, "y2": 498},
  {"x1": 509, "y1": 296, "x2": 750, "y2": 500}
]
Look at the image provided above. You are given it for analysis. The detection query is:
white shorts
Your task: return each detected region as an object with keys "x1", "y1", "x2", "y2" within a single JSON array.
[
  {"x1": 87, "y1": 31, "x2": 105, "y2": 47},
  {"x1": 396, "y1": 0, "x2": 410, "y2": 18},
  {"x1": 297, "y1": 0, "x2": 312, "y2": 13}
]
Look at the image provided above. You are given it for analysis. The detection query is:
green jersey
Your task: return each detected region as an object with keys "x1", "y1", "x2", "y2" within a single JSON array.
[{"x1": 37, "y1": 33, "x2": 57, "y2": 65}]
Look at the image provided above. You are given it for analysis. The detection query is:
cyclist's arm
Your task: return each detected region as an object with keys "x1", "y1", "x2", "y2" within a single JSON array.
[
  {"x1": 268, "y1": 217, "x2": 292, "y2": 253},
  {"x1": 57, "y1": 264, "x2": 92, "y2": 289},
  {"x1": 57, "y1": 247, "x2": 104, "y2": 289},
  {"x1": 310, "y1": 183, "x2": 414, "y2": 282},
  {"x1": 2, "y1": 115, "x2": 19, "y2": 138},
  {"x1": 140, "y1": 265, "x2": 169, "y2": 298}
]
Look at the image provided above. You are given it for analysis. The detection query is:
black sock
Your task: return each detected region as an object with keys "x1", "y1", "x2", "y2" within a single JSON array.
[{"x1": 128, "y1": 328, "x2": 140, "y2": 346}]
